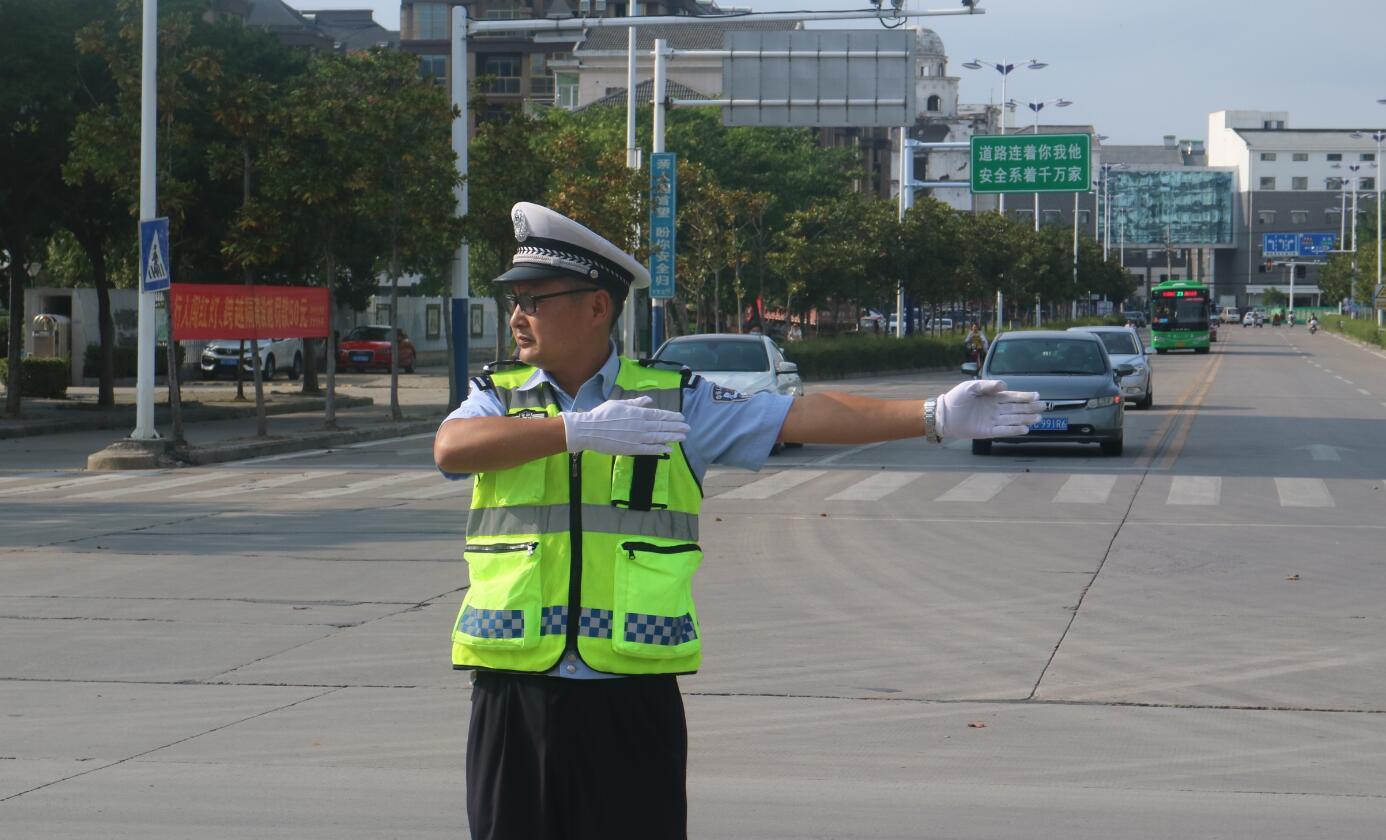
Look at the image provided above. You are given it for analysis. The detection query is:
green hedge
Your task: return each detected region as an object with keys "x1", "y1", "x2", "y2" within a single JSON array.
[
  {"x1": 0, "y1": 357, "x2": 71, "y2": 398},
  {"x1": 1323, "y1": 316, "x2": 1385, "y2": 348},
  {"x1": 83, "y1": 343, "x2": 185, "y2": 378},
  {"x1": 785, "y1": 334, "x2": 966, "y2": 380}
]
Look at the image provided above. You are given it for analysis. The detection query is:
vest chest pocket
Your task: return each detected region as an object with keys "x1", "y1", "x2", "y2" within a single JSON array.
[
  {"x1": 476, "y1": 455, "x2": 548, "y2": 507},
  {"x1": 454, "y1": 541, "x2": 543, "y2": 649},
  {"x1": 613, "y1": 541, "x2": 702, "y2": 659}
]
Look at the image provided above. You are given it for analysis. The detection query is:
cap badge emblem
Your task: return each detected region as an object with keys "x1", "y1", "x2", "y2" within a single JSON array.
[{"x1": 512, "y1": 208, "x2": 530, "y2": 242}]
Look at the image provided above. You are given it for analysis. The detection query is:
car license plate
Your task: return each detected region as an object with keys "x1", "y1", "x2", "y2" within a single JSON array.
[
  {"x1": 1030, "y1": 417, "x2": 1068, "y2": 431},
  {"x1": 219, "y1": 358, "x2": 237, "y2": 366},
  {"x1": 350, "y1": 352, "x2": 370, "y2": 363}
]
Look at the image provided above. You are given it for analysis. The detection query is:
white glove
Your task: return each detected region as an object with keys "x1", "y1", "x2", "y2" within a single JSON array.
[
  {"x1": 936, "y1": 379, "x2": 1044, "y2": 440},
  {"x1": 561, "y1": 396, "x2": 690, "y2": 455}
]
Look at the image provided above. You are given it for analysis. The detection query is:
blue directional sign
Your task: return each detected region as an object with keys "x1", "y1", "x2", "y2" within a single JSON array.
[
  {"x1": 1297, "y1": 232, "x2": 1336, "y2": 257},
  {"x1": 649, "y1": 153, "x2": 677, "y2": 300},
  {"x1": 139, "y1": 217, "x2": 171, "y2": 292},
  {"x1": 1263, "y1": 231, "x2": 1336, "y2": 259},
  {"x1": 1261, "y1": 233, "x2": 1298, "y2": 259}
]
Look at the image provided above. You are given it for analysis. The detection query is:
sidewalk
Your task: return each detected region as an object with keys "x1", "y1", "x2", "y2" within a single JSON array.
[{"x1": 0, "y1": 367, "x2": 462, "y2": 470}]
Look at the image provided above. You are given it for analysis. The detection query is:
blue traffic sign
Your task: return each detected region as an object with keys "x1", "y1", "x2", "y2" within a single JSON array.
[
  {"x1": 1298, "y1": 232, "x2": 1336, "y2": 256},
  {"x1": 649, "y1": 153, "x2": 677, "y2": 300},
  {"x1": 1263, "y1": 231, "x2": 1336, "y2": 259},
  {"x1": 139, "y1": 218, "x2": 170, "y2": 292},
  {"x1": 1261, "y1": 233, "x2": 1297, "y2": 258}
]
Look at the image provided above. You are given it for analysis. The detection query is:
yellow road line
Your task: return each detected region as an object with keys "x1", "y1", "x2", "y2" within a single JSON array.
[
  {"x1": 1156, "y1": 351, "x2": 1224, "y2": 470},
  {"x1": 1132, "y1": 353, "x2": 1216, "y2": 469}
]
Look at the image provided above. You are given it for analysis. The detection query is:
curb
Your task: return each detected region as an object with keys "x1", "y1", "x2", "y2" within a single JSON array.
[
  {"x1": 87, "y1": 418, "x2": 440, "y2": 470},
  {"x1": 0, "y1": 396, "x2": 375, "y2": 440}
]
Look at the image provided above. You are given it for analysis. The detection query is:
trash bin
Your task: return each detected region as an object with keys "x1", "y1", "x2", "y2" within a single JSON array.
[{"x1": 30, "y1": 314, "x2": 71, "y2": 359}]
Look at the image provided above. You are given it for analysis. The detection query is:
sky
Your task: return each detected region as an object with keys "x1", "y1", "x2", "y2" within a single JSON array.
[{"x1": 287, "y1": 0, "x2": 1386, "y2": 144}]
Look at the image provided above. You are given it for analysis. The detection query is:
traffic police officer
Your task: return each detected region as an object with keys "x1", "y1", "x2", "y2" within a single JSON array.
[{"x1": 434, "y1": 203, "x2": 1043, "y2": 840}]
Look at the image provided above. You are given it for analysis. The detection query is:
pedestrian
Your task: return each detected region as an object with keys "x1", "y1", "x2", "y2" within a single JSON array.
[
  {"x1": 787, "y1": 321, "x2": 803, "y2": 342},
  {"x1": 433, "y1": 203, "x2": 1044, "y2": 840}
]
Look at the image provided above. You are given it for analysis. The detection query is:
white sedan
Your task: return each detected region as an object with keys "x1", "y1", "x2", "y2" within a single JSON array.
[{"x1": 652, "y1": 333, "x2": 803, "y2": 452}]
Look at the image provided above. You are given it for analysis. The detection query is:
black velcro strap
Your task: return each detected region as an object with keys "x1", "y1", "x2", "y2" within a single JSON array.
[{"x1": 627, "y1": 455, "x2": 660, "y2": 511}]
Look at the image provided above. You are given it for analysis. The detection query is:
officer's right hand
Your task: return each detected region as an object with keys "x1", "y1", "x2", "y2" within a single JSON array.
[{"x1": 561, "y1": 396, "x2": 689, "y2": 455}]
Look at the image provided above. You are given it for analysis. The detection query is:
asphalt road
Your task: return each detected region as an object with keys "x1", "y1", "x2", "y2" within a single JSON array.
[{"x1": 3, "y1": 324, "x2": 1386, "y2": 838}]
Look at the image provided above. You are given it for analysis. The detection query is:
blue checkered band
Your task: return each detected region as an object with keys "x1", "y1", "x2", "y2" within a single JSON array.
[
  {"x1": 540, "y1": 606, "x2": 566, "y2": 636},
  {"x1": 578, "y1": 608, "x2": 614, "y2": 639},
  {"x1": 457, "y1": 606, "x2": 524, "y2": 639},
  {"x1": 624, "y1": 612, "x2": 697, "y2": 646}
]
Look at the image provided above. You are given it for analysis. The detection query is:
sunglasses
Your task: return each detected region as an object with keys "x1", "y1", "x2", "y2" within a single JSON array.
[{"x1": 505, "y1": 287, "x2": 599, "y2": 315}]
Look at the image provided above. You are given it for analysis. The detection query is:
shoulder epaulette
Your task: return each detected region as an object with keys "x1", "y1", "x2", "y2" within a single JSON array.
[
  {"x1": 637, "y1": 357, "x2": 694, "y2": 389},
  {"x1": 469, "y1": 375, "x2": 493, "y2": 393}
]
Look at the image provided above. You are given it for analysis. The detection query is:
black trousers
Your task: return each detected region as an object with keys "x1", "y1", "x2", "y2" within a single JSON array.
[{"x1": 466, "y1": 670, "x2": 688, "y2": 840}]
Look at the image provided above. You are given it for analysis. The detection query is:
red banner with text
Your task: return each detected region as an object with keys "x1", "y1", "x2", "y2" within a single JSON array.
[{"x1": 171, "y1": 284, "x2": 330, "y2": 340}]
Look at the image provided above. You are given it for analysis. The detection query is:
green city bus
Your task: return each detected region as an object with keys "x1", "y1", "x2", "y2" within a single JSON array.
[{"x1": 1149, "y1": 280, "x2": 1211, "y2": 354}]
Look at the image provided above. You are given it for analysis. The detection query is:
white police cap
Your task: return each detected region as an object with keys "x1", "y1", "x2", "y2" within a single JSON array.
[{"x1": 496, "y1": 202, "x2": 651, "y2": 293}]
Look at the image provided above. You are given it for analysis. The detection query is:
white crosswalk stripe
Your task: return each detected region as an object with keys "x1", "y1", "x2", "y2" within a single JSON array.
[
  {"x1": 0, "y1": 472, "x2": 144, "y2": 499},
  {"x1": 67, "y1": 472, "x2": 225, "y2": 500},
  {"x1": 716, "y1": 470, "x2": 827, "y2": 500},
  {"x1": 295, "y1": 472, "x2": 436, "y2": 499},
  {"x1": 825, "y1": 471, "x2": 922, "y2": 502},
  {"x1": 387, "y1": 477, "x2": 474, "y2": 499},
  {"x1": 1275, "y1": 477, "x2": 1334, "y2": 508},
  {"x1": 182, "y1": 471, "x2": 346, "y2": 500},
  {"x1": 1052, "y1": 473, "x2": 1118, "y2": 504},
  {"x1": 935, "y1": 473, "x2": 1018, "y2": 503},
  {"x1": 1167, "y1": 476, "x2": 1221, "y2": 506}
]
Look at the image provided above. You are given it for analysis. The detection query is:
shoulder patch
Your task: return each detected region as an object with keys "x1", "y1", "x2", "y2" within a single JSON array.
[{"x1": 711, "y1": 384, "x2": 750, "y2": 403}]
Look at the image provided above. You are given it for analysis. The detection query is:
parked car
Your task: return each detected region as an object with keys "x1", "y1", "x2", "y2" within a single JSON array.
[
  {"x1": 1067, "y1": 326, "x2": 1153, "y2": 409},
  {"x1": 962, "y1": 330, "x2": 1129, "y2": 456},
  {"x1": 199, "y1": 337, "x2": 303, "y2": 381},
  {"x1": 1218, "y1": 306, "x2": 1240, "y2": 323},
  {"x1": 1121, "y1": 310, "x2": 1147, "y2": 327},
  {"x1": 337, "y1": 325, "x2": 416, "y2": 373},
  {"x1": 653, "y1": 333, "x2": 803, "y2": 453}
]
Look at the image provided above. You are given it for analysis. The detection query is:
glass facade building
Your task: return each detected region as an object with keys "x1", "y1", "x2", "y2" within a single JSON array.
[{"x1": 1100, "y1": 168, "x2": 1236, "y2": 247}]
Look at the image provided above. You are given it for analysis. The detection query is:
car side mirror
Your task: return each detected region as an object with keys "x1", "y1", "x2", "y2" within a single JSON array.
[
  {"x1": 1115, "y1": 364, "x2": 1135, "y2": 378},
  {"x1": 776, "y1": 361, "x2": 798, "y2": 375},
  {"x1": 1145, "y1": 346, "x2": 1155, "y2": 355},
  {"x1": 960, "y1": 362, "x2": 979, "y2": 376}
]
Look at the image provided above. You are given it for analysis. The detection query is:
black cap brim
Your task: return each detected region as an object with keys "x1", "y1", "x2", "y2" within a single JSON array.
[{"x1": 493, "y1": 264, "x2": 629, "y2": 301}]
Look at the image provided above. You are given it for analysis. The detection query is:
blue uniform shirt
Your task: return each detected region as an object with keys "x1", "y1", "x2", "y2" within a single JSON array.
[{"x1": 439, "y1": 344, "x2": 794, "y2": 677}]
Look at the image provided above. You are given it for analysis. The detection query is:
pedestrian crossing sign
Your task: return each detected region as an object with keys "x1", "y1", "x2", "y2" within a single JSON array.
[{"x1": 140, "y1": 217, "x2": 171, "y2": 292}]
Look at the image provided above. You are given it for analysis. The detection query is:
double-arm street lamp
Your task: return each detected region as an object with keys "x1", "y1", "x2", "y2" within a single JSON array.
[
  {"x1": 1351, "y1": 119, "x2": 1385, "y2": 318},
  {"x1": 1014, "y1": 98, "x2": 1072, "y2": 231},
  {"x1": 961, "y1": 58, "x2": 1048, "y2": 214},
  {"x1": 1099, "y1": 162, "x2": 1126, "y2": 259}
]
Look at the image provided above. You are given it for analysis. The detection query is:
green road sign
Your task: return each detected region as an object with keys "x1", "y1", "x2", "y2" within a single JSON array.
[{"x1": 970, "y1": 133, "x2": 1092, "y2": 193}]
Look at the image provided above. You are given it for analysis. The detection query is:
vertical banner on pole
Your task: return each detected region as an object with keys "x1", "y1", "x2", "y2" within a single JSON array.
[{"x1": 649, "y1": 153, "x2": 677, "y2": 300}]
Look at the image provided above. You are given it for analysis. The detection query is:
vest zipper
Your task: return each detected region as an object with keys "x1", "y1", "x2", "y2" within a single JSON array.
[
  {"x1": 621, "y1": 541, "x2": 700, "y2": 555},
  {"x1": 463, "y1": 541, "x2": 538, "y2": 554},
  {"x1": 566, "y1": 452, "x2": 583, "y2": 650}
]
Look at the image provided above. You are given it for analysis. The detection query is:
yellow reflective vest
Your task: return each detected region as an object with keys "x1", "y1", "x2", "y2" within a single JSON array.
[{"x1": 451, "y1": 357, "x2": 705, "y2": 675}]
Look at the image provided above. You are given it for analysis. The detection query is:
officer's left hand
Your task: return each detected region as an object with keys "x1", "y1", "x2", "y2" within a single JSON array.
[{"x1": 937, "y1": 379, "x2": 1043, "y2": 440}]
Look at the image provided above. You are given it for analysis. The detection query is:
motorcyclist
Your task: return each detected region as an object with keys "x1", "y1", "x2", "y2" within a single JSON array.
[
  {"x1": 964, "y1": 322, "x2": 989, "y2": 365},
  {"x1": 1308, "y1": 315, "x2": 1319, "y2": 334}
]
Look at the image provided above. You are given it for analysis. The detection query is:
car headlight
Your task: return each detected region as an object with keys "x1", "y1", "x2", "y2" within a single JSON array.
[{"x1": 1087, "y1": 395, "x2": 1121, "y2": 408}]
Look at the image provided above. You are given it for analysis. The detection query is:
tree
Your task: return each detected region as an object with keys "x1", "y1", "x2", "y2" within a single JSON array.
[
  {"x1": 1317, "y1": 252, "x2": 1355, "y2": 308},
  {"x1": 1262, "y1": 287, "x2": 1287, "y2": 310}
]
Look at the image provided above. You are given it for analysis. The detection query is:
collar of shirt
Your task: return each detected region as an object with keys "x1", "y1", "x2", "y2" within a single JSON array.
[{"x1": 512, "y1": 341, "x2": 620, "y2": 412}]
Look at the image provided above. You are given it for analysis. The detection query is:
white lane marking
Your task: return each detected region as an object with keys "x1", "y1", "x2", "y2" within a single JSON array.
[
  {"x1": 226, "y1": 432, "x2": 434, "y2": 467},
  {"x1": 182, "y1": 471, "x2": 345, "y2": 499},
  {"x1": 716, "y1": 470, "x2": 828, "y2": 500},
  {"x1": 1358, "y1": 389, "x2": 1372, "y2": 396},
  {"x1": 67, "y1": 472, "x2": 225, "y2": 500},
  {"x1": 1342, "y1": 378, "x2": 1356, "y2": 386},
  {"x1": 825, "y1": 471, "x2": 922, "y2": 502},
  {"x1": 0, "y1": 473, "x2": 59, "y2": 485},
  {"x1": 1304, "y1": 444, "x2": 1342, "y2": 462},
  {"x1": 936, "y1": 473, "x2": 1018, "y2": 503},
  {"x1": 1052, "y1": 473, "x2": 1118, "y2": 504},
  {"x1": 388, "y1": 477, "x2": 475, "y2": 499},
  {"x1": 344, "y1": 433, "x2": 434, "y2": 449},
  {"x1": 1275, "y1": 478, "x2": 1334, "y2": 508},
  {"x1": 0, "y1": 472, "x2": 146, "y2": 499},
  {"x1": 295, "y1": 472, "x2": 436, "y2": 499},
  {"x1": 1166, "y1": 475, "x2": 1221, "y2": 506}
]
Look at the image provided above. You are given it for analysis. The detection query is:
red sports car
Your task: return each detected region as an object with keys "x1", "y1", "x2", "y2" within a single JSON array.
[{"x1": 338, "y1": 325, "x2": 416, "y2": 373}]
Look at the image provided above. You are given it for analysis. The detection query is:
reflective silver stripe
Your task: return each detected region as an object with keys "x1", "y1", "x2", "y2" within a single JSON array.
[
  {"x1": 609, "y1": 384, "x2": 681, "y2": 412},
  {"x1": 496, "y1": 386, "x2": 551, "y2": 412},
  {"x1": 467, "y1": 503, "x2": 698, "y2": 541}
]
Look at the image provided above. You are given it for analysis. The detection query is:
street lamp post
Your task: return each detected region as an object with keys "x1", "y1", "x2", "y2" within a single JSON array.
[
  {"x1": 1099, "y1": 163, "x2": 1125, "y2": 260},
  {"x1": 1021, "y1": 98, "x2": 1071, "y2": 232},
  {"x1": 1354, "y1": 119, "x2": 1386, "y2": 325},
  {"x1": 960, "y1": 58, "x2": 1047, "y2": 215}
]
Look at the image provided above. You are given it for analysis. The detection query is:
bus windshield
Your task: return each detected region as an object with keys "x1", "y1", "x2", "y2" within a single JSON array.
[{"x1": 1151, "y1": 296, "x2": 1209, "y2": 331}]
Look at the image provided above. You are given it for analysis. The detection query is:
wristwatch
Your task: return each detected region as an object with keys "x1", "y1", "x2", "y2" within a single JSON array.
[{"x1": 922, "y1": 398, "x2": 943, "y2": 444}]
